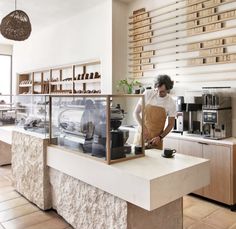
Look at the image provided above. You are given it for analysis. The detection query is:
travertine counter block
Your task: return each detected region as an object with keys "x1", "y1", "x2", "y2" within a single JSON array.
[
  {"x1": 11, "y1": 131, "x2": 51, "y2": 210},
  {"x1": 49, "y1": 168, "x2": 182, "y2": 229}
]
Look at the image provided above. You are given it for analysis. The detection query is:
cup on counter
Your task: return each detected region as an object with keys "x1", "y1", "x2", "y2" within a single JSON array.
[
  {"x1": 134, "y1": 145, "x2": 143, "y2": 155},
  {"x1": 162, "y1": 148, "x2": 176, "y2": 158}
]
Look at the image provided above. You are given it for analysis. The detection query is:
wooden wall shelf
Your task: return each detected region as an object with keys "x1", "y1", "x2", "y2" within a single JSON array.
[{"x1": 17, "y1": 60, "x2": 101, "y2": 95}]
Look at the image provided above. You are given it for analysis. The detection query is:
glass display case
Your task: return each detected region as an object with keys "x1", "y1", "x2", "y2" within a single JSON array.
[
  {"x1": 50, "y1": 94, "x2": 145, "y2": 164},
  {"x1": 14, "y1": 95, "x2": 50, "y2": 138},
  {"x1": 0, "y1": 95, "x2": 16, "y2": 126}
]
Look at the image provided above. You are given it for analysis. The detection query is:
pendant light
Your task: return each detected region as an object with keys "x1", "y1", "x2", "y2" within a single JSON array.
[{"x1": 0, "y1": 0, "x2": 32, "y2": 41}]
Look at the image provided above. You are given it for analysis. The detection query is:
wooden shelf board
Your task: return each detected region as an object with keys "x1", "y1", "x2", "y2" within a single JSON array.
[
  {"x1": 19, "y1": 84, "x2": 32, "y2": 88},
  {"x1": 50, "y1": 81, "x2": 73, "y2": 85},
  {"x1": 74, "y1": 79, "x2": 101, "y2": 84}
]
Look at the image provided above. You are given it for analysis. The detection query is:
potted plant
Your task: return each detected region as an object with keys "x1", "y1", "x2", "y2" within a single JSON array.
[{"x1": 117, "y1": 79, "x2": 142, "y2": 94}]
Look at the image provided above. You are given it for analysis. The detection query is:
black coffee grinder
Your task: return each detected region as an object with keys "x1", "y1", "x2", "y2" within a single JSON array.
[
  {"x1": 110, "y1": 106, "x2": 131, "y2": 159},
  {"x1": 91, "y1": 104, "x2": 130, "y2": 159}
]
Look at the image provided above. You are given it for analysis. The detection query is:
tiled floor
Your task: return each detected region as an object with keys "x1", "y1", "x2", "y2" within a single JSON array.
[
  {"x1": 0, "y1": 165, "x2": 72, "y2": 229},
  {"x1": 183, "y1": 195, "x2": 236, "y2": 229},
  {"x1": 0, "y1": 165, "x2": 235, "y2": 229}
]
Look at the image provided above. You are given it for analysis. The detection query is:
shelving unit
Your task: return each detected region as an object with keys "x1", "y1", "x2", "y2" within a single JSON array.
[{"x1": 17, "y1": 60, "x2": 101, "y2": 95}]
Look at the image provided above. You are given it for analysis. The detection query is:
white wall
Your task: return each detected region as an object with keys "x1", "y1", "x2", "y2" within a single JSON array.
[
  {"x1": 112, "y1": 0, "x2": 128, "y2": 93},
  {"x1": 13, "y1": 0, "x2": 112, "y2": 94}
]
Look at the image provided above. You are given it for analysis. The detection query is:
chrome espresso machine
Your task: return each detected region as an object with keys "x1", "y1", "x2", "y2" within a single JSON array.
[{"x1": 202, "y1": 94, "x2": 232, "y2": 139}]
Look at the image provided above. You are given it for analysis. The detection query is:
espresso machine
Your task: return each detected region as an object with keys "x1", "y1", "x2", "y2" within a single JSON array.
[
  {"x1": 202, "y1": 94, "x2": 232, "y2": 139},
  {"x1": 173, "y1": 96, "x2": 202, "y2": 134}
]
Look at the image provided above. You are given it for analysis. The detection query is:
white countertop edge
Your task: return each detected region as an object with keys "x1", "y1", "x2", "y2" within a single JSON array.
[
  {"x1": 0, "y1": 125, "x2": 14, "y2": 144},
  {"x1": 47, "y1": 146, "x2": 210, "y2": 211}
]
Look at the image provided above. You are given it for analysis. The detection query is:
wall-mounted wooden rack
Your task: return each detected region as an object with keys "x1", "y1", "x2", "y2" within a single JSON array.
[
  {"x1": 128, "y1": 0, "x2": 236, "y2": 80},
  {"x1": 129, "y1": 24, "x2": 236, "y2": 49},
  {"x1": 129, "y1": 9, "x2": 236, "y2": 43},
  {"x1": 129, "y1": 33, "x2": 236, "y2": 57},
  {"x1": 129, "y1": 0, "x2": 235, "y2": 33}
]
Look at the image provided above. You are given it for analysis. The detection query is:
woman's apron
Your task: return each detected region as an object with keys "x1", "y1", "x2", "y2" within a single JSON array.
[{"x1": 134, "y1": 94, "x2": 167, "y2": 150}]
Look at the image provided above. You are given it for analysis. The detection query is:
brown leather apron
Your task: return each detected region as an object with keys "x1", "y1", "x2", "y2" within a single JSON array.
[
  {"x1": 133, "y1": 104, "x2": 167, "y2": 150},
  {"x1": 144, "y1": 104, "x2": 166, "y2": 149}
]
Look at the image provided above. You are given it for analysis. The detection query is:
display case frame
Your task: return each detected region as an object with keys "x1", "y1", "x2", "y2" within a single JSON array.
[{"x1": 49, "y1": 94, "x2": 145, "y2": 165}]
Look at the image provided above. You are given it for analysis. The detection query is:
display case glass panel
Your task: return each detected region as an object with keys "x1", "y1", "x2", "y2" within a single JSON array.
[
  {"x1": 14, "y1": 95, "x2": 49, "y2": 138},
  {"x1": 50, "y1": 94, "x2": 144, "y2": 164},
  {"x1": 0, "y1": 95, "x2": 15, "y2": 126}
]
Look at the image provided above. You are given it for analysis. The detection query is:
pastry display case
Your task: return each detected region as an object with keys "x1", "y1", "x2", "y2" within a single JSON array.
[
  {"x1": 50, "y1": 94, "x2": 145, "y2": 164},
  {"x1": 0, "y1": 95, "x2": 16, "y2": 126},
  {"x1": 14, "y1": 95, "x2": 50, "y2": 137}
]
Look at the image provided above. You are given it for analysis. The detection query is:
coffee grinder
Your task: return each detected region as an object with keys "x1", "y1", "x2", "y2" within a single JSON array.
[{"x1": 92, "y1": 105, "x2": 131, "y2": 159}]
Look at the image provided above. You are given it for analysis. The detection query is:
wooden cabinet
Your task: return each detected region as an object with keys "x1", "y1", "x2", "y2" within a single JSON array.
[
  {"x1": 165, "y1": 136, "x2": 236, "y2": 206},
  {"x1": 178, "y1": 140, "x2": 204, "y2": 195},
  {"x1": 17, "y1": 60, "x2": 101, "y2": 95},
  {"x1": 203, "y1": 144, "x2": 231, "y2": 204}
]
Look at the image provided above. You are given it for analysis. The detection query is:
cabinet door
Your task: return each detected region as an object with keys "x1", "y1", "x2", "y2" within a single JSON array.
[
  {"x1": 178, "y1": 140, "x2": 204, "y2": 195},
  {"x1": 178, "y1": 140, "x2": 203, "y2": 157},
  {"x1": 163, "y1": 137, "x2": 179, "y2": 152},
  {"x1": 203, "y1": 144, "x2": 231, "y2": 204}
]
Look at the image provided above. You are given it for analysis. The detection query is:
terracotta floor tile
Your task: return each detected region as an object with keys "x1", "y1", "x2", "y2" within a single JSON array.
[
  {"x1": 0, "y1": 166, "x2": 11, "y2": 175},
  {"x1": 183, "y1": 195, "x2": 203, "y2": 209},
  {"x1": 0, "y1": 197, "x2": 29, "y2": 212},
  {"x1": 0, "y1": 180, "x2": 12, "y2": 188},
  {"x1": 229, "y1": 223, "x2": 236, "y2": 229},
  {"x1": 184, "y1": 202, "x2": 219, "y2": 220},
  {"x1": 0, "y1": 191, "x2": 20, "y2": 203},
  {"x1": 188, "y1": 222, "x2": 219, "y2": 229},
  {"x1": 183, "y1": 215, "x2": 196, "y2": 229},
  {"x1": 0, "y1": 203, "x2": 39, "y2": 223},
  {"x1": 0, "y1": 186, "x2": 15, "y2": 194},
  {"x1": 25, "y1": 217, "x2": 70, "y2": 229},
  {"x1": 203, "y1": 209, "x2": 236, "y2": 229},
  {"x1": 2, "y1": 210, "x2": 58, "y2": 229}
]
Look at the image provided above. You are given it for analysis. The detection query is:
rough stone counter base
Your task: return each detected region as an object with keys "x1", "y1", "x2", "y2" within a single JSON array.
[
  {"x1": 11, "y1": 131, "x2": 51, "y2": 210},
  {"x1": 49, "y1": 168, "x2": 183, "y2": 229}
]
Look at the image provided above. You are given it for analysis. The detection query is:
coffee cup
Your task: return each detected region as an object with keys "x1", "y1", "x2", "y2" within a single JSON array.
[
  {"x1": 163, "y1": 148, "x2": 176, "y2": 157},
  {"x1": 134, "y1": 145, "x2": 143, "y2": 155}
]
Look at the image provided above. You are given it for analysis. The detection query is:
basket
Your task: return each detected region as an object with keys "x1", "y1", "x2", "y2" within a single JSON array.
[{"x1": 0, "y1": 10, "x2": 31, "y2": 41}]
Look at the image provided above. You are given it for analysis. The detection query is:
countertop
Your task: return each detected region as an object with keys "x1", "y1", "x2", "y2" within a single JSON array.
[
  {"x1": 0, "y1": 125, "x2": 48, "y2": 143},
  {"x1": 47, "y1": 146, "x2": 210, "y2": 211},
  {"x1": 167, "y1": 132, "x2": 236, "y2": 145}
]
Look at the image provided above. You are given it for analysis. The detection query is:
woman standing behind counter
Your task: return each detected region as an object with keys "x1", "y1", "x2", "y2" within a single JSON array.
[{"x1": 133, "y1": 75, "x2": 176, "y2": 150}]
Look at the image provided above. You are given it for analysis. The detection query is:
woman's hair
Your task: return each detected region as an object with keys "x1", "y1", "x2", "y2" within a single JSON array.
[{"x1": 154, "y1": 74, "x2": 174, "y2": 90}]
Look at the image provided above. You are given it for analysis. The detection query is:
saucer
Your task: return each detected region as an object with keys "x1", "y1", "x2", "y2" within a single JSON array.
[{"x1": 161, "y1": 153, "x2": 175, "y2": 158}]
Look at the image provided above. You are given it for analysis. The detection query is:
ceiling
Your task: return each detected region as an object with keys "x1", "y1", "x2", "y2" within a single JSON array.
[{"x1": 0, "y1": 0, "x2": 134, "y2": 44}]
